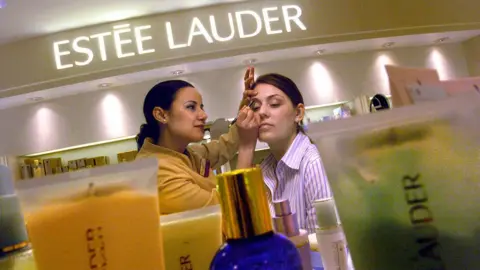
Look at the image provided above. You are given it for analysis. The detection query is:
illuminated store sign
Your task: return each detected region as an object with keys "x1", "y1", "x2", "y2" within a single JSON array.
[{"x1": 53, "y1": 5, "x2": 307, "y2": 70}]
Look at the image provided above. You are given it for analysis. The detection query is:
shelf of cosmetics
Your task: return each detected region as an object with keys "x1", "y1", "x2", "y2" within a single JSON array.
[
  {"x1": 1, "y1": 160, "x2": 352, "y2": 270},
  {"x1": 18, "y1": 150, "x2": 137, "y2": 180}
]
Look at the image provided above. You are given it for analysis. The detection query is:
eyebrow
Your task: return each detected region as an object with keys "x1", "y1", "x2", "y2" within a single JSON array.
[
  {"x1": 252, "y1": 94, "x2": 285, "y2": 103},
  {"x1": 184, "y1": 100, "x2": 204, "y2": 108}
]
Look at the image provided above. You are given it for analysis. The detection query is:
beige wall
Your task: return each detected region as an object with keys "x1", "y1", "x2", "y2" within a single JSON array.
[
  {"x1": 0, "y1": 43, "x2": 469, "y2": 156},
  {"x1": 463, "y1": 36, "x2": 480, "y2": 76},
  {"x1": 0, "y1": 0, "x2": 479, "y2": 98}
]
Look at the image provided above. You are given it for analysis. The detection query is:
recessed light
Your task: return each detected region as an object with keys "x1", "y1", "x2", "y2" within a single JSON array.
[
  {"x1": 382, "y1": 42, "x2": 395, "y2": 48},
  {"x1": 28, "y1": 97, "x2": 44, "y2": 102},
  {"x1": 98, "y1": 83, "x2": 112, "y2": 88},
  {"x1": 315, "y1": 49, "x2": 326, "y2": 55},
  {"x1": 0, "y1": 0, "x2": 6, "y2": 8},
  {"x1": 243, "y1": 59, "x2": 257, "y2": 65},
  {"x1": 435, "y1": 37, "x2": 450, "y2": 44},
  {"x1": 172, "y1": 70, "x2": 184, "y2": 76}
]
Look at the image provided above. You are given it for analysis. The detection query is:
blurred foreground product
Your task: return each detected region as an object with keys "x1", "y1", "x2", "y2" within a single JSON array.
[
  {"x1": 0, "y1": 165, "x2": 30, "y2": 259},
  {"x1": 161, "y1": 205, "x2": 222, "y2": 270},
  {"x1": 15, "y1": 158, "x2": 165, "y2": 270},
  {"x1": 308, "y1": 92, "x2": 480, "y2": 270},
  {"x1": 210, "y1": 168, "x2": 302, "y2": 270},
  {"x1": 0, "y1": 250, "x2": 37, "y2": 270}
]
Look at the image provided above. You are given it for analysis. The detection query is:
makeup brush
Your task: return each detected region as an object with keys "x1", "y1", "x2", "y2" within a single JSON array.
[{"x1": 230, "y1": 100, "x2": 255, "y2": 125}]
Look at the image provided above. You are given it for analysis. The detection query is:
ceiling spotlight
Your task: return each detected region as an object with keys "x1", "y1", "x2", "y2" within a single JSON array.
[
  {"x1": 28, "y1": 97, "x2": 44, "y2": 102},
  {"x1": 0, "y1": 0, "x2": 6, "y2": 9},
  {"x1": 435, "y1": 37, "x2": 450, "y2": 44},
  {"x1": 315, "y1": 49, "x2": 326, "y2": 55},
  {"x1": 172, "y1": 70, "x2": 184, "y2": 76},
  {"x1": 98, "y1": 83, "x2": 112, "y2": 88},
  {"x1": 382, "y1": 42, "x2": 395, "y2": 48},
  {"x1": 243, "y1": 58, "x2": 257, "y2": 65}
]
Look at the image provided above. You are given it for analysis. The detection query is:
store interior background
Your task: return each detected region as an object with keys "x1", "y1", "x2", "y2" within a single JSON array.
[
  {"x1": 0, "y1": 0, "x2": 479, "y2": 179},
  {"x1": 2, "y1": 32, "x2": 480, "y2": 174}
]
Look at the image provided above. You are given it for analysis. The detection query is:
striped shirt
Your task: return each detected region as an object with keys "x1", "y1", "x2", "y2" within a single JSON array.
[{"x1": 261, "y1": 132, "x2": 332, "y2": 234}]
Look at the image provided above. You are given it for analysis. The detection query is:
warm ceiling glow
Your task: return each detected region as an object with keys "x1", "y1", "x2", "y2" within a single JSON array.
[
  {"x1": 31, "y1": 106, "x2": 61, "y2": 152},
  {"x1": 101, "y1": 94, "x2": 127, "y2": 138},
  {"x1": 309, "y1": 61, "x2": 335, "y2": 103},
  {"x1": 428, "y1": 48, "x2": 449, "y2": 80}
]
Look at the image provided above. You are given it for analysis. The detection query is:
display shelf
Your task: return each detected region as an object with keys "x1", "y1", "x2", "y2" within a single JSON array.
[
  {"x1": 304, "y1": 101, "x2": 348, "y2": 122},
  {"x1": 22, "y1": 136, "x2": 137, "y2": 158}
]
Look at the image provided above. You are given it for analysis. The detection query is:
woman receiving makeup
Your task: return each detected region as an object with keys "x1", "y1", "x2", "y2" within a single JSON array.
[
  {"x1": 136, "y1": 80, "x2": 259, "y2": 215},
  {"x1": 244, "y1": 70, "x2": 332, "y2": 233}
]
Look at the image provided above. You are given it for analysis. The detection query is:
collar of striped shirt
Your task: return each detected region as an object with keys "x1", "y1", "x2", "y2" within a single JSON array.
[
  {"x1": 262, "y1": 132, "x2": 311, "y2": 170},
  {"x1": 261, "y1": 131, "x2": 329, "y2": 233}
]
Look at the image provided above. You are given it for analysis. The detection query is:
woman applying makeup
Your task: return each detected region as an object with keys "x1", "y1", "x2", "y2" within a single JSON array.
[
  {"x1": 136, "y1": 80, "x2": 259, "y2": 215},
  {"x1": 245, "y1": 70, "x2": 332, "y2": 233}
]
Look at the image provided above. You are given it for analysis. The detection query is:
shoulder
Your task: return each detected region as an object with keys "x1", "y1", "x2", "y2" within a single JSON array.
[
  {"x1": 186, "y1": 145, "x2": 204, "y2": 161},
  {"x1": 298, "y1": 144, "x2": 328, "y2": 187},
  {"x1": 139, "y1": 153, "x2": 187, "y2": 176},
  {"x1": 299, "y1": 139, "x2": 323, "y2": 168}
]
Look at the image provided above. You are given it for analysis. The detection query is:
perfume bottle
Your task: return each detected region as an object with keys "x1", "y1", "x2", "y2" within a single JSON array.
[
  {"x1": 273, "y1": 199, "x2": 312, "y2": 270},
  {"x1": 210, "y1": 168, "x2": 302, "y2": 270}
]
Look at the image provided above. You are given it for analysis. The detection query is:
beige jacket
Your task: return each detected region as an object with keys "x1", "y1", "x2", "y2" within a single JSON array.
[{"x1": 136, "y1": 126, "x2": 239, "y2": 215}]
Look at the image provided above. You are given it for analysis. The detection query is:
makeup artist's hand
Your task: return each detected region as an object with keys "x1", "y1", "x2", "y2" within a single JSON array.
[
  {"x1": 239, "y1": 67, "x2": 258, "y2": 110},
  {"x1": 235, "y1": 105, "x2": 260, "y2": 149}
]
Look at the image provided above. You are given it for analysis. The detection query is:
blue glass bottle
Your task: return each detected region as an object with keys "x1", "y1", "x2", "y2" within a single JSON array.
[{"x1": 210, "y1": 168, "x2": 302, "y2": 270}]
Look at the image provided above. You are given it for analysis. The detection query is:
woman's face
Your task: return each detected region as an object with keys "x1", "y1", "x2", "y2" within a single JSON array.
[
  {"x1": 164, "y1": 87, "x2": 208, "y2": 143},
  {"x1": 252, "y1": 83, "x2": 303, "y2": 145}
]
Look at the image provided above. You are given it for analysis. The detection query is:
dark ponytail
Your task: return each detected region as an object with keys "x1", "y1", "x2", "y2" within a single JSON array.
[{"x1": 136, "y1": 80, "x2": 194, "y2": 150}]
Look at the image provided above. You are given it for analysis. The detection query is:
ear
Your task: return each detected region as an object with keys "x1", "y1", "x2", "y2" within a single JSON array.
[
  {"x1": 295, "y1": 103, "x2": 305, "y2": 124},
  {"x1": 152, "y1": 107, "x2": 169, "y2": 124}
]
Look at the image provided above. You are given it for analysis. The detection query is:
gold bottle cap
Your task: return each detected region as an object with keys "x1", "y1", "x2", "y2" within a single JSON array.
[{"x1": 217, "y1": 167, "x2": 273, "y2": 240}]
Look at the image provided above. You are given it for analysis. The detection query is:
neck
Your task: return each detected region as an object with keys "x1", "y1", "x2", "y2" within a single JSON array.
[
  {"x1": 156, "y1": 132, "x2": 188, "y2": 154},
  {"x1": 269, "y1": 131, "x2": 298, "y2": 161}
]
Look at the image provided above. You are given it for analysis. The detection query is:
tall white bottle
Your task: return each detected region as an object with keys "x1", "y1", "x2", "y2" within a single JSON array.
[{"x1": 313, "y1": 198, "x2": 353, "y2": 270}]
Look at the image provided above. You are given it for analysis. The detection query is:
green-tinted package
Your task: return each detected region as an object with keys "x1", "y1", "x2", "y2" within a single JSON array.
[{"x1": 308, "y1": 92, "x2": 480, "y2": 270}]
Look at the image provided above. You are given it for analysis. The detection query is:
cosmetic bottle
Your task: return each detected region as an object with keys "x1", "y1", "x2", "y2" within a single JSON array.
[
  {"x1": 272, "y1": 199, "x2": 312, "y2": 270},
  {"x1": 210, "y1": 168, "x2": 302, "y2": 270},
  {"x1": 16, "y1": 158, "x2": 165, "y2": 270},
  {"x1": 314, "y1": 198, "x2": 350, "y2": 270},
  {"x1": 31, "y1": 160, "x2": 43, "y2": 178},
  {"x1": 161, "y1": 205, "x2": 223, "y2": 270},
  {"x1": 0, "y1": 165, "x2": 31, "y2": 261}
]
